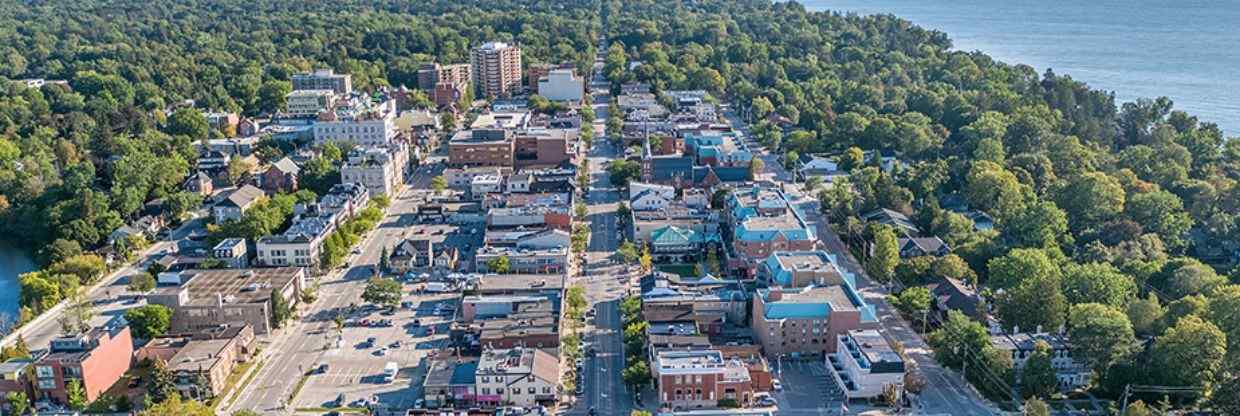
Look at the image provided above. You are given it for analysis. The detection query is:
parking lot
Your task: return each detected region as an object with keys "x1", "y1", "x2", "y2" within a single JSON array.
[
  {"x1": 293, "y1": 291, "x2": 460, "y2": 410},
  {"x1": 771, "y1": 359, "x2": 848, "y2": 414}
]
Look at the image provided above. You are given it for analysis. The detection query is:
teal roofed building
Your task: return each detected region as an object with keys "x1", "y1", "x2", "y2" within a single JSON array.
[
  {"x1": 650, "y1": 225, "x2": 720, "y2": 263},
  {"x1": 759, "y1": 250, "x2": 853, "y2": 288},
  {"x1": 724, "y1": 185, "x2": 817, "y2": 277}
]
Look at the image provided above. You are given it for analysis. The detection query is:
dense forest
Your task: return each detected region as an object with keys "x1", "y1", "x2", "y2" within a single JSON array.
[
  {"x1": 0, "y1": 0, "x2": 1238, "y2": 409},
  {"x1": 0, "y1": 0, "x2": 599, "y2": 263}
]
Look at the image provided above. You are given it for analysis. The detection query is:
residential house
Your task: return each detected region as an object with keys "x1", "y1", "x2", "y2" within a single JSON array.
[
  {"x1": 860, "y1": 209, "x2": 919, "y2": 237},
  {"x1": 989, "y1": 332, "x2": 1091, "y2": 390},
  {"x1": 896, "y1": 237, "x2": 950, "y2": 258},
  {"x1": 184, "y1": 172, "x2": 214, "y2": 196},
  {"x1": 213, "y1": 185, "x2": 265, "y2": 224},
  {"x1": 260, "y1": 157, "x2": 300, "y2": 194},
  {"x1": 211, "y1": 238, "x2": 249, "y2": 268}
]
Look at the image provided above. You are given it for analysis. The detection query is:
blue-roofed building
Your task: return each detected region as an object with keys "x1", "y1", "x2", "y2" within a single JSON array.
[
  {"x1": 684, "y1": 131, "x2": 753, "y2": 167},
  {"x1": 724, "y1": 186, "x2": 817, "y2": 277},
  {"x1": 759, "y1": 251, "x2": 853, "y2": 288},
  {"x1": 751, "y1": 285, "x2": 877, "y2": 357}
]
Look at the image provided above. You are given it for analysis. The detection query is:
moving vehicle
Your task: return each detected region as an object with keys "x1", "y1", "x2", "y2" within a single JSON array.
[{"x1": 383, "y1": 362, "x2": 399, "y2": 383}]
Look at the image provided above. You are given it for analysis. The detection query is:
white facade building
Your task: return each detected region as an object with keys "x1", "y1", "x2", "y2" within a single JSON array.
[
  {"x1": 340, "y1": 143, "x2": 409, "y2": 197},
  {"x1": 537, "y1": 69, "x2": 584, "y2": 102},
  {"x1": 828, "y1": 329, "x2": 905, "y2": 400},
  {"x1": 312, "y1": 98, "x2": 399, "y2": 146},
  {"x1": 471, "y1": 175, "x2": 503, "y2": 199},
  {"x1": 475, "y1": 348, "x2": 559, "y2": 408}
]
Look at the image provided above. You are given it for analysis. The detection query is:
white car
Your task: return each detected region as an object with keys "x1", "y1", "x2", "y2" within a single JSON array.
[{"x1": 772, "y1": 379, "x2": 783, "y2": 391}]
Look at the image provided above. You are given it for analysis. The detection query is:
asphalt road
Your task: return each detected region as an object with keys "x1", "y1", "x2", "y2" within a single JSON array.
[
  {"x1": 0, "y1": 213, "x2": 204, "y2": 351},
  {"x1": 225, "y1": 184, "x2": 423, "y2": 414}
]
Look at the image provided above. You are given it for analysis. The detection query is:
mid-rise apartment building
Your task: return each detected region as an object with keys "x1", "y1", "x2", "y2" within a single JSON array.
[
  {"x1": 537, "y1": 69, "x2": 584, "y2": 102},
  {"x1": 284, "y1": 89, "x2": 336, "y2": 117},
  {"x1": 471, "y1": 42, "x2": 523, "y2": 98},
  {"x1": 340, "y1": 143, "x2": 409, "y2": 197},
  {"x1": 417, "y1": 63, "x2": 472, "y2": 108},
  {"x1": 292, "y1": 69, "x2": 352, "y2": 94},
  {"x1": 33, "y1": 316, "x2": 133, "y2": 405},
  {"x1": 758, "y1": 251, "x2": 850, "y2": 288},
  {"x1": 751, "y1": 285, "x2": 874, "y2": 357},
  {"x1": 449, "y1": 129, "x2": 515, "y2": 167}
]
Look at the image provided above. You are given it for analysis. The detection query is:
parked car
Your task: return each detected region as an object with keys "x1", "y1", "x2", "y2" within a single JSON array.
[{"x1": 772, "y1": 379, "x2": 783, "y2": 391}]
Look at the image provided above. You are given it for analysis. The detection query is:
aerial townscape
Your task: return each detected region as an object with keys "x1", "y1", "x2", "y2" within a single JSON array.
[{"x1": 0, "y1": 1, "x2": 1238, "y2": 416}]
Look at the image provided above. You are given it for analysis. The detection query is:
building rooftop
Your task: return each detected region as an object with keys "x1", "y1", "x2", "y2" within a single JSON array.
[
  {"x1": 475, "y1": 274, "x2": 565, "y2": 294},
  {"x1": 471, "y1": 112, "x2": 530, "y2": 130},
  {"x1": 167, "y1": 338, "x2": 232, "y2": 372},
  {"x1": 477, "y1": 347, "x2": 558, "y2": 383},
  {"x1": 158, "y1": 267, "x2": 303, "y2": 306},
  {"x1": 842, "y1": 329, "x2": 905, "y2": 374}
]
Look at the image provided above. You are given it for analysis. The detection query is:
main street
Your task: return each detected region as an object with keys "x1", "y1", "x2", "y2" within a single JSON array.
[
  {"x1": 224, "y1": 166, "x2": 436, "y2": 414},
  {"x1": 564, "y1": 38, "x2": 635, "y2": 416}
]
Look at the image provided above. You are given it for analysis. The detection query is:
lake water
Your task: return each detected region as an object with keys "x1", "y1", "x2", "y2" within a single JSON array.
[
  {"x1": 803, "y1": 0, "x2": 1240, "y2": 135},
  {"x1": 0, "y1": 242, "x2": 34, "y2": 320}
]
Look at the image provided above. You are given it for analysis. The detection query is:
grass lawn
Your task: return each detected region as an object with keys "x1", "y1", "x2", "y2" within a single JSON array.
[
  {"x1": 213, "y1": 357, "x2": 265, "y2": 409},
  {"x1": 657, "y1": 263, "x2": 698, "y2": 277}
]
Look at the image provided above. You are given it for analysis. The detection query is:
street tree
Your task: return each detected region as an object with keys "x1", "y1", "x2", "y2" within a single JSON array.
[
  {"x1": 5, "y1": 391, "x2": 30, "y2": 415},
  {"x1": 362, "y1": 277, "x2": 402, "y2": 307},
  {"x1": 622, "y1": 360, "x2": 652, "y2": 391},
  {"x1": 1023, "y1": 398, "x2": 1051, "y2": 416},
  {"x1": 270, "y1": 288, "x2": 292, "y2": 328},
  {"x1": 67, "y1": 378, "x2": 87, "y2": 410},
  {"x1": 927, "y1": 311, "x2": 990, "y2": 369},
  {"x1": 890, "y1": 287, "x2": 931, "y2": 326},
  {"x1": 617, "y1": 241, "x2": 640, "y2": 265},
  {"x1": 748, "y1": 157, "x2": 764, "y2": 180},
  {"x1": 866, "y1": 225, "x2": 899, "y2": 283},
  {"x1": 431, "y1": 175, "x2": 447, "y2": 194},
  {"x1": 139, "y1": 392, "x2": 213, "y2": 416}
]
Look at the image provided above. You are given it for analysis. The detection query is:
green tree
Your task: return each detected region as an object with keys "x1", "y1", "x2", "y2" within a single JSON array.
[
  {"x1": 1151, "y1": 315, "x2": 1226, "y2": 389},
  {"x1": 890, "y1": 287, "x2": 931, "y2": 324},
  {"x1": 639, "y1": 246, "x2": 653, "y2": 273},
  {"x1": 617, "y1": 241, "x2": 640, "y2": 265},
  {"x1": 1125, "y1": 190, "x2": 1193, "y2": 249},
  {"x1": 5, "y1": 391, "x2": 30, "y2": 416},
  {"x1": 997, "y1": 270, "x2": 1066, "y2": 333},
  {"x1": 1208, "y1": 376, "x2": 1240, "y2": 416},
  {"x1": 928, "y1": 311, "x2": 990, "y2": 369},
  {"x1": 622, "y1": 360, "x2": 651, "y2": 391},
  {"x1": 270, "y1": 288, "x2": 292, "y2": 328},
  {"x1": 931, "y1": 254, "x2": 977, "y2": 285},
  {"x1": 965, "y1": 161, "x2": 1028, "y2": 221},
  {"x1": 1023, "y1": 397, "x2": 1051, "y2": 416},
  {"x1": 166, "y1": 108, "x2": 209, "y2": 141},
  {"x1": 1001, "y1": 200, "x2": 1072, "y2": 250},
  {"x1": 66, "y1": 378, "x2": 87, "y2": 410},
  {"x1": 256, "y1": 80, "x2": 292, "y2": 115},
  {"x1": 486, "y1": 255, "x2": 512, "y2": 274},
  {"x1": 163, "y1": 191, "x2": 203, "y2": 222},
  {"x1": 431, "y1": 175, "x2": 447, "y2": 194},
  {"x1": 840, "y1": 147, "x2": 865, "y2": 172},
  {"x1": 1205, "y1": 284, "x2": 1240, "y2": 361},
  {"x1": 1125, "y1": 293, "x2": 1163, "y2": 337},
  {"x1": 866, "y1": 225, "x2": 899, "y2": 283},
  {"x1": 139, "y1": 392, "x2": 213, "y2": 416},
  {"x1": 125, "y1": 304, "x2": 172, "y2": 339},
  {"x1": 987, "y1": 248, "x2": 1060, "y2": 291},
  {"x1": 1068, "y1": 303, "x2": 1137, "y2": 374},
  {"x1": 607, "y1": 160, "x2": 641, "y2": 188},
  {"x1": 1055, "y1": 171, "x2": 1125, "y2": 231},
  {"x1": 1061, "y1": 262, "x2": 1137, "y2": 308},
  {"x1": 1123, "y1": 400, "x2": 1152, "y2": 416},
  {"x1": 1020, "y1": 340, "x2": 1057, "y2": 399},
  {"x1": 362, "y1": 277, "x2": 401, "y2": 307},
  {"x1": 148, "y1": 359, "x2": 177, "y2": 404},
  {"x1": 748, "y1": 157, "x2": 764, "y2": 180}
]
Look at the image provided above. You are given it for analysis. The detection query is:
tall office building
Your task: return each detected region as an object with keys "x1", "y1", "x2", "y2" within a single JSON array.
[{"x1": 470, "y1": 42, "x2": 523, "y2": 98}]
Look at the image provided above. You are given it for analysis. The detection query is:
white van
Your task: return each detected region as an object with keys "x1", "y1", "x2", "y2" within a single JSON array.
[{"x1": 383, "y1": 362, "x2": 399, "y2": 383}]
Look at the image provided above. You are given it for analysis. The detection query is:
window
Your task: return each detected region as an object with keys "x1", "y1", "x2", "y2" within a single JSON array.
[
  {"x1": 482, "y1": 388, "x2": 490, "y2": 395},
  {"x1": 543, "y1": 387, "x2": 552, "y2": 394},
  {"x1": 511, "y1": 388, "x2": 520, "y2": 394},
  {"x1": 35, "y1": 366, "x2": 53, "y2": 379},
  {"x1": 481, "y1": 376, "x2": 489, "y2": 383},
  {"x1": 528, "y1": 387, "x2": 536, "y2": 394}
]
